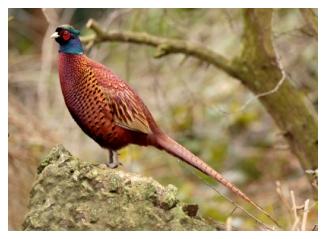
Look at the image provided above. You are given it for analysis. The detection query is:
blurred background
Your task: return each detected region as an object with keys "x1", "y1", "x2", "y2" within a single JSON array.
[{"x1": 8, "y1": 8, "x2": 317, "y2": 230}]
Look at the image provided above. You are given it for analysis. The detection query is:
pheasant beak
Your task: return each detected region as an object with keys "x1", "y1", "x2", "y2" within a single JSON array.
[{"x1": 50, "y1": 32, "x2": 60, "y2": 39}]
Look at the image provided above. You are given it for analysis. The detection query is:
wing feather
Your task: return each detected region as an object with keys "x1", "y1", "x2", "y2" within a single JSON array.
[{"x1": 93, "y1": 65, "x2": 151, "y2": 134}]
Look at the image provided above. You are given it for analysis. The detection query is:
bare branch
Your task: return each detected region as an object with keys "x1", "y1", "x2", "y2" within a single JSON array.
[
  {"x1": 290, "y1": 190, "x2": 300, "y2": 230},
  {"x1": 83, "y1": 19, "x2": 240, "y2": 79},
  {"x1": 301, "y1": 199, "x2": 310, "y2": 231}
]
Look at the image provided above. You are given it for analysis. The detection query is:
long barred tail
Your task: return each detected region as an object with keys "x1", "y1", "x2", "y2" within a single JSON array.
[
  {"x1": 155, "y1": 133, "x2": 279, "y2": 227},
  {"x1": 156, "y1": 134, "x2": 255, "y2": 205}
]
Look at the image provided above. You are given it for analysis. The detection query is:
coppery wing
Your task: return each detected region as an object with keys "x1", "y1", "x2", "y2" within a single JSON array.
[
  {"x1": 93, "y1": 66, "x2": 151, "y2": 134},
  {"x1": 106, "y1": 86, "x2": 151, "y2": 134}
]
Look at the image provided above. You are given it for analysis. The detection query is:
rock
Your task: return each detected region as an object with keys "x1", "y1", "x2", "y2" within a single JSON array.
[{"x1": 23, "y1": 145, "x2": 218, "y2": 230}]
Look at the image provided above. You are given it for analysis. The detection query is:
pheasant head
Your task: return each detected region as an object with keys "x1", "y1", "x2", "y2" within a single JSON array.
[{"x1": 51, "y1": 25, "x2": 83, "y2": 55}]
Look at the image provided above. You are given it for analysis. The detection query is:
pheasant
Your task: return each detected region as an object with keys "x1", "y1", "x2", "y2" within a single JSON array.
[{"x1": 51, "y1": 25, "x2": 276, "y2": 224}]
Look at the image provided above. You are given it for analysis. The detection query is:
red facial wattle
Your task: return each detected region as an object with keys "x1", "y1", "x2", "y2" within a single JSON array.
[{"x1": 62, "y1": 30, "x2": 71, "y2": 41}]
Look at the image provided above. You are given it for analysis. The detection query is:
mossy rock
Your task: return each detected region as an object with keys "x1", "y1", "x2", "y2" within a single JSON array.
[{"x1": 23, "y1": 145, "x2": 219, "y2": 230}]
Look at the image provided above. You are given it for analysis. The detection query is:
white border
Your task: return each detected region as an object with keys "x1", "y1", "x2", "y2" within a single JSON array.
[
  {"x1": 2, "y1": 1, "x2": 323, "y2": 239},
  {"x1": 5, "y1": 0, "x2": 321, "y2": 8}
]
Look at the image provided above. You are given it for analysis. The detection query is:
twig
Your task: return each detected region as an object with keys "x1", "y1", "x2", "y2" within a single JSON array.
[
  {"x1": 301, "y1": 199, "x2": 310, "y2": 231},
  {"x1": 216, "y1": 68, "x2": 286, "y2": 115},
  {"x1": 240, "y1": 72, "x2": 286, "y2": 111},
  {"x1": 226, "y1": 217, "x2": 232, "y2": 231},
  {"x1": 290, "y1": 190, "x2": 300, "y2": 230},
  {"x1": 83, "y1": 18, "x2": 240, "y2": 79}
]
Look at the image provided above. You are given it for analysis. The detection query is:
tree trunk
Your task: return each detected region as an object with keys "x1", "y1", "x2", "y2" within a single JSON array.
[{"x1": 232, "y1": 9, "x2": 317, "y2": 188}]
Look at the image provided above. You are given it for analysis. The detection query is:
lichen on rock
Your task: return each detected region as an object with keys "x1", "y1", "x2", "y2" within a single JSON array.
[{"x1": 23, "y1": 145, "x2": 218, "y2": 230}]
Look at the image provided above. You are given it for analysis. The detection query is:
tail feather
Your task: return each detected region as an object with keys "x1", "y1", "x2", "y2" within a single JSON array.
[
  {"x1": 155, "y1": 134, "x2": 254, "y2": 204},
  {"x1": 155, "y1": 134, "x2": 280, "y2": 228}
]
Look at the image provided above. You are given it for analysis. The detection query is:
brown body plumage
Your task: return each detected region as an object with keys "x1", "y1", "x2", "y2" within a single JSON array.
[
  {"x1": 58, "y1": 53, "x2": 158, "y2": 150},
  {"x1": 58, "y1": 53, "x2": 256, "y2": 206},
  {"x1": 52, "y1": 25, "x2": 277, "y2": 224}
]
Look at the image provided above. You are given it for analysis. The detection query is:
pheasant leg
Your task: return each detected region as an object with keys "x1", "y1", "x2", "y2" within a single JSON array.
[{"x1": 107, "y1": 149, "x2": 119, "y2": 168}]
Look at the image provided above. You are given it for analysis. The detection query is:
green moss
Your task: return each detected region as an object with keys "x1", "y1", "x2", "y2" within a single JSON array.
[{"x1": 23, "y1": 145, "x2": 218, "y2": 230}]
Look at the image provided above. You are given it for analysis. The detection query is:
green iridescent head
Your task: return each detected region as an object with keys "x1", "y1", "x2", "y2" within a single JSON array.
[{"x1": 51, "y1": 25, "x2": 83, "y2": 55}]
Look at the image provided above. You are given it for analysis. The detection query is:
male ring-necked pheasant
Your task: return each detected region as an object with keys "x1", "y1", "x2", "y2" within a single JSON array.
[{"x1": 51, "y1": 25, "x2": 274, "y2": 221}]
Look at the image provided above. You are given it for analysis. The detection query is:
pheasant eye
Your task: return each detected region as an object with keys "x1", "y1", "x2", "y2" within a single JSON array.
[{"x1": 61, "y1": 30, "x2": 71, "y2": 41}]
